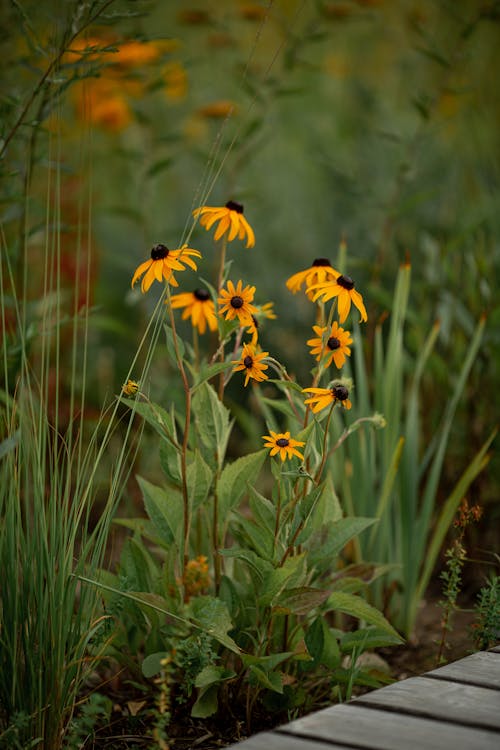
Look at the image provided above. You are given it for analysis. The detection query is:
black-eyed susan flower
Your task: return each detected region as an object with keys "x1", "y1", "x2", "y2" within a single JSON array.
[
  {"x1": 307, "y1": 275, "x2": 367, "y2": 324},
  {"x1": 169, "y1": 288, "x2": 218, "y2": 334},
  {"x1": 302, "y1": 384, "x2": 352, "y2": 413},
  {"x1": 193, "y1": 200, "x2": 255, "y2": 248},
  {"x1": 232, "y1": 343, "x2": 269, "y2": 386},
  {"x1": 218, "y1": 279, "x2": 257, "y2": 326},
  {"x1": 122, "y1": 379, "x2": 139, "y2": 396},
  {"x1": 286, "y1": 258, "x2": 339, "y2": 300},
  {"x1": 131, "y1": 243, "x2": 201, "y2": 293},
  {"x1": 307, "y1": 321, "x2": 353, "y2": 369},
  {"x1": 262, "y1": 430, "x2": 305, "y2": 462}
]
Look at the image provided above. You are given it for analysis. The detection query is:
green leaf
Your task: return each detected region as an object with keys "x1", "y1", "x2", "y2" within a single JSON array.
[
  {"x1": 247, "y1": 665, "x2": 283, "y2": 693},
  {"x1": 189, "y1": 596, "x2": 240, "y2": 654},
  {"x1": 192, "y1": 382, "x2": 232, "y2": 469},
  {"x1": 219, "y1": 547, "x2": 272, "y2": 582},
  {"x1": 137, "y1": 475, "x2": 183, "y2": 548},
  {"x1": 326, "y1": 592, "x2": 402, "y2": 641},
  {"x1": 273, "y1": 586, "x2": 331, "y2": 616},
  {"x1": 159, "y1": 439, "x2": 182, "y2": 485},
  {"x1": 340, "y1": 627, "x2": 403, "y2": 653},
  {"x1": 142, "y1": 651, "x2": 169, "y2": 678},
  {"x1": 195, "y1": 665, "x2": 236, "y2": 689},
  {"x1": 120, "y1": 398, "x2": 176, "y2": 443},
  {"x1": 218, "y1": 449, "x2": 267, "y2": 518},
  {"x1": 187, "y1": 450, "x2": 213, "y2": 508},
  {"x1": 308, "y1": 517, "x2": 376, "y2": 570},
  {"x1": 259, "y1": 555, "x2": 307, "y2": 607},
  {"x1": 191, "y1": 684, "x2": 219, "y2": 718},
  {"x1": 305, "y1": 617, "x2": 340, "y2": 668}
]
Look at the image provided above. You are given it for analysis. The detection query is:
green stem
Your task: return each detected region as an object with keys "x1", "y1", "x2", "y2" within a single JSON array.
[{"x1": 166, "y1": 288, "x2": 191, "y2": 584}]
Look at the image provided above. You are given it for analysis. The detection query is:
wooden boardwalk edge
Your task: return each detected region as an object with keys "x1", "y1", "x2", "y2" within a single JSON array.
[{"x1": 227, "y1": 647, "x2": 500, "y2": 749}]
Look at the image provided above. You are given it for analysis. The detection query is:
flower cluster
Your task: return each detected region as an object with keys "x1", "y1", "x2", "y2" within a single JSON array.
[{"x1": 130, "y1": 201, "x2": 369, "y2": 464}]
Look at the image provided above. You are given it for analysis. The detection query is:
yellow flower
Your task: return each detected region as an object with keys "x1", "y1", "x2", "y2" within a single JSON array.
[
  {"x1": 286, "y1": 258, "x2": 339, "y2": 300},
  {"x1": 169, "y1": 288, "x2": 218, "y2": 334},
  {"x1": 262, "y1": 431, "x2": 305, "y2": 462},
  {"x1": 232, "y1": 343, "x2": 269, "y2": 386},
  {"x1": 218, "y1": 280, "x2": 257, "y2": 326},
  {"x1": 131, "y1": 243, "x2": 201, "y2": 293},
  {"x1": 113, "y1": 40, "x2": 161, "y2": 67},
  {"x1": 164, "y1": 60, "x2": 188, "y2": 100},
  {"x1": 302, "y1": 384, "x2": 352, "y2": 413},
  {"x1": 122, "y1": 379, "x2": 139, "y2": 396},
  {"x1": 197, "y1": 100, "x2": 237, "y2": 118},
  {"x1": 193, "y1": 201, "x2": 255, "y2": 248},
  {"x1": 308, "y1": 274, "x2": 367, "y2": 324},
  {"x1": 307, "y1": 321, "x2": 353, "y2": 369},
  {"x1": 184, "y1": 555, "x2": 211, "y2": 600},
  {"x1": 73, "y1": 78, "x2": 132, "y2": 132}
]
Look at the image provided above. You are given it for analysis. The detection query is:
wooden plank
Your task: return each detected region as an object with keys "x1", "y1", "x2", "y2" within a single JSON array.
[
  {"x1": 227, "y1": 731, "x2": 359, "y2": 749},
  {"x1": 354, "y1": 675, "x2": 500, "y2": 731},
  {"x1": 424, "y1": 651, "x2": 500, "y2": 690},
  {"x1": 490, "y1": 645, "x2": 500, "y2": 653},
  {"x1": 280, "y1": 703, "x2": 500, "y2": 750}
]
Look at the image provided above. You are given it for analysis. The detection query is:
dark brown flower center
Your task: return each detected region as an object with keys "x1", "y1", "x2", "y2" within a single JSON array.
[
  {"x1": 230, "y1": 295, "x2": 244, "y2": 308},
  {"x1": 327, "y1": 336, "x2": 341, "y2": 350},
  {"x1": 226, "y1": 200, "x2": 244, "y2": 214},
  {"x1": 312, "y1": 257, "x2": 332, "y2": 267},
  {"x1": 150, "y1": 243, "x2": 169, "y2": 260},
  {"x1": 276, "y1": 438, "x2": 289, "y2": 448},
  {"x1": 333, "y1": 385, "x2": 349, "y2": 401},
  {"x1": 243, "y1": 355, "x2": 253, "y2": 368},
  {"x1": 337, "y1": 274, "x2": 354, "y2": 290},
  {"x1": 194, "y1": 288, "x2": 210, "y2": 301}
]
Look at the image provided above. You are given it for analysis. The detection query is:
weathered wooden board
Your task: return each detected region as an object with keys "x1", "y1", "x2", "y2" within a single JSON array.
[
  {"x1": 490, "y1": 645, "x2": 500, "y2": 653},
  {"x1": 230, "y1": 731, "x2": 359, "y2": 749},
  {"x1": 425, "y1": 650, "x2": 500, "y2": 689},
  {"x1": 354, "y1": 675, "x2": 500, "y2": 731},
  {"x1": 279, "y1": 703, "x2": 500, "y2": 750}
]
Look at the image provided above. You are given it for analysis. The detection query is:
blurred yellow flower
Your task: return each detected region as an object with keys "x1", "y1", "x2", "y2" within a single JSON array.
[
  {"x1": 197, "y1": 100, "x2": 237, "y2": 118},
  {"x1": 193, "y1": 201, "x2": 255, "y2": 248},
  {"x1": 164, "y1": 60, "x2": 188, "y2": 100},
  {"x1": 131, "y1": 244, "x2": 201, "y2": 293},
  {"x1": 169, "y1": 288, "x2": 218, "y2": 334},
  {"x1": 302, "y1": 384, "x2": 352, "y2": 413},
  {"x1": 308, "y1": 274, "x2": 367, "y2": 324},
  {"x1": 122, "y1": 379, "x2": 139, "y2": 396},
  {"x1": 286, "y1": 258, "x2": 339, "y2": 300}
]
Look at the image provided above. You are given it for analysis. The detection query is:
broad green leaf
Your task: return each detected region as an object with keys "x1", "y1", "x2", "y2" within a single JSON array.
[
  {"x1": 137, "y1": 475, "x2": 183, "y2": 548},
  {"x1": 159, "y1": 439, "x2": 182, "y2": 485},
  {"x1": 247, "y1": 665, "x2": 283, "y2": 693},
  {"x1": 120, "y1": 398, "x2": 175, "y2": 443},
  {"x1": 189, "y1": 596, "x2": 240, "y2": 654},
  {"x1": 259, "y1": 554, "x2": 307, "y2": 607},
  {"x1": 142, "y1": 651, "x2": 169, "y2": 678},
  {"x1": 273, "y1": 586, "x2": 331, "y2": 616},
  {"x1": 218, "y1": 449, "x2": 267, "y2": 518},
  {"x1": 219, "y1": 547, "x2": 272, "y2": 582},
  {"x1": 340, "y1": 627, "x2": 403, "y2": 653},
  {"x1": 326, "y1": 592, "x2": 402, "y2": 641},
  {"x1": 191, "y1": 684, "x2": 219, "y2": 718},
  {"x1": 192, "y1": 382, "x2": 232, "y2": 469},
  {"x1": 232, "y1": 514, "x2": 275, "y2": 562},
  {"x1": 241, "y1": 652, "x2": 292, "y2": 671},
  {"x1": 308, "y1": 517, "x2": 376, "y2": 571},
  {"x1": 187, "y1": 450, "x2": 213, "y2": 508},
  {"x1": 305, "y1": 617, "x2": 340, "y2": 668},
  {"x1": 195, "y1": 665, "x2": 236, "y2": 688}
]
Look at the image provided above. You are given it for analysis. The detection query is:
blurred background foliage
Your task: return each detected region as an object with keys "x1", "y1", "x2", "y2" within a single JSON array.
[{"x1": 1, "y1": 0, "x2": 499, "y2": 544}]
